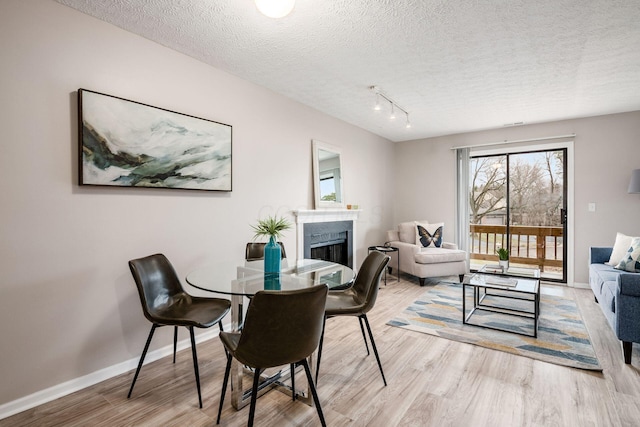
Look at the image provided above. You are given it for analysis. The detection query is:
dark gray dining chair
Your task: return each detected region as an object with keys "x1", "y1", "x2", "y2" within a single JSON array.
[
  {"x1": 315, "y1": 250, "x2": 390, "y2": 386},
  {"x1": 245, "y1": 241, "x2": 287, "y2": 261},
  {"x1": 216, "y1": 284, "x2": 328, "y2": 427},
  {"x1": 128, "y1": 253, "x2": 231, "y2": 408}
]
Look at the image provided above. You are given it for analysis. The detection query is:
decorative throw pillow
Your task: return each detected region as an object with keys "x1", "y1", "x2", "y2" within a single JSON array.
[
  {"x1": 615, "y1": 237, "x2": 640, "y2": 273},
  {"x1": 415, "y1": 222, "x2": 443, "y2": 248},
  {"x1": 608, "y1": 232, "x2": 635, "y2": 266}
]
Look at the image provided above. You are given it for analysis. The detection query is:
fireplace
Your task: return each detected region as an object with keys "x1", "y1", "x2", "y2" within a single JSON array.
[
  {"x1": 293, "y1": 209, "x2": 360, "y2": 269},
  {"x1": 303, "y1": 221, "x2": 353, "y2": 268}
]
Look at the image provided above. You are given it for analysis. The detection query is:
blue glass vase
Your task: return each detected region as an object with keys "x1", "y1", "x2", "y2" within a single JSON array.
[
  {"x1": 263, "y1": 235, "x2": 281, "y2": 287},
  {"x1": 264, "y1": 272, "x2": 281, "y2": 291}
]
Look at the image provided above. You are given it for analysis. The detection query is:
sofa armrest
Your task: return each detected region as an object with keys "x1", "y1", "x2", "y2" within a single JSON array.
[
  {"x1": 619, "y1": 273, "x2": 640, "y2": 297},
  {"x1": 442, "y1": 242, "x2": 459, "y2": 250},
  {"x1": 590, "y1": 247, "x2": 612, "y2": 265}
]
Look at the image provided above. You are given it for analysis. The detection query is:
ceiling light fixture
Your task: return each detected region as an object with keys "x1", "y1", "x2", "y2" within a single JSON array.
[
  {"x1": 255, "y1": 0, "x2": 295, "y2": 18},
  {"x1": 369, "y1": 86, "x2": 410, "y2": 129}
]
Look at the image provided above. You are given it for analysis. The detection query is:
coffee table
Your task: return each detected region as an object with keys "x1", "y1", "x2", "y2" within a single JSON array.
[{"x1": 462, "y1": 264, "x2": 541, "y2": 337}]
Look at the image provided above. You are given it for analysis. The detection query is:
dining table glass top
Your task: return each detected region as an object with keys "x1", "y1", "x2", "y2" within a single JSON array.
[{"x1": 185, "y1": 258, "x2": 354, "y2": 297}]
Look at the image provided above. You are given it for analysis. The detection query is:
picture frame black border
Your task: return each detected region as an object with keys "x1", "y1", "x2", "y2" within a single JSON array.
[{"x1": 77, "y1": 88, "x2": 233, "y2": 192}]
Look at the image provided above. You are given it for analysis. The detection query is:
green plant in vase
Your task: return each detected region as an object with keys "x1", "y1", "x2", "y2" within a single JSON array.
[
  {"x1": 251, "y1": 216, "x2": 292, "y2": 284},
  {"x1": 251, "y1": 216, "x2": 292, "y2": 242},
  {"x1": 497, "y1": 247, "x2": 509, "y2": 270}
]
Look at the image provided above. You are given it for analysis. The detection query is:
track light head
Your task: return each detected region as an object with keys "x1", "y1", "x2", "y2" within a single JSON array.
[{"x1": 369, "y1": 85, "x2": 410, "y2": 127}]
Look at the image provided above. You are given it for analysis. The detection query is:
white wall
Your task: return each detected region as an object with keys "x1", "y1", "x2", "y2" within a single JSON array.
[
  {"x1": 0, "y1": 0, "x2": 394, "y2": 409},
  {"x1": 394, "y1": 111, "x2": 640, "y2": 285}
]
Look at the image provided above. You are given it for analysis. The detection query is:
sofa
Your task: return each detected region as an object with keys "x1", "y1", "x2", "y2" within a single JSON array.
[
  {"x1": 386, "y1": 220, "x2": 467, "y2": 286},
  {"x1": 589, "y1": 246, "x2": 640, "y2": 364}
]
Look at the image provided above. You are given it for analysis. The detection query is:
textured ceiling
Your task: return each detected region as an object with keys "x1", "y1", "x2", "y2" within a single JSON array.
[{"x1": 55, "y1": 0, "x2": 640, "y2": 142}]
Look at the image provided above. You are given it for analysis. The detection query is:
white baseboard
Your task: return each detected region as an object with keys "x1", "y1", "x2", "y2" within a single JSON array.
[
  {"x1": 0, "y1": 327, "x2": 224, "y2": 421},
  {"x1": 571, "y1": 281, "x2": 590, "y2": 289}
]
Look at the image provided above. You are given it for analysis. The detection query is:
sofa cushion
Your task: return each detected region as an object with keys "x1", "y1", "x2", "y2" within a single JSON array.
[
  {"x1": 415, "y1": 222, "x2": 443, "y2": 248},
  {"x1": 609, "y1": 232, "x2": 635, "y2": 266},
  {"x1": 615, "y1": 237, "x2": 640, "y2": 273},
  {"x1": 601, "y1": 281, "x2": 617, "y2": 314},
  {"x1": 399, "y1": 220, "x2": 428, "y2": 244},
  {"x1": 590, "y1": 263, "x2": 620, "y2": 294},
  {"x1": 591, "y1": 263, "x2": 622, "y2": 282},
  {"x1": 415, "y1": 247, "x2": 466, "y2": 264}
]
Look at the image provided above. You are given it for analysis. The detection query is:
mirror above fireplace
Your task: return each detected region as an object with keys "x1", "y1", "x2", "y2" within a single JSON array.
[{"x1": 312, "y1": 140, "x2": 344, "y2": 209}]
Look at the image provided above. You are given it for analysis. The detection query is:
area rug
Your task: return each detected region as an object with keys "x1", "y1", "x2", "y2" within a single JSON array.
[{"x1": 387, "y1": 282, "x2": 602, "y2": 371}]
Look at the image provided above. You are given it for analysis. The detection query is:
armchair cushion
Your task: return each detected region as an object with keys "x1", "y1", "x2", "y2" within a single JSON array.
[
  {"x1": 398, "y1": 220, "x2": 428, "y2": 244},
  {"x1": 415, "y1": 247, "x2": 466, "y2": 264},
  {"x1": 415, "y1": 222, "x2": 443, "y2": 248}
]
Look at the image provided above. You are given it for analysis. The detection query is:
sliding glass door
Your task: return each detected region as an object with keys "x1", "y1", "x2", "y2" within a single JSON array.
[{"x1": 469, "y1": 148, "x2": 567, "y2": 282}]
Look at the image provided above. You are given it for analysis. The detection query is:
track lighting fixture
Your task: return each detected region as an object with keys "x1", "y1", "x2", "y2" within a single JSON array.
[{"x1": 369, "y1": 86, "x2": 410, "y2": 129}]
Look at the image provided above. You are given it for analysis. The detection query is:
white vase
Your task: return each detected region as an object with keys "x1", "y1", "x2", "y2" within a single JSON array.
[{"x1": 499, "y1": 260, "x2": 509, "y2": 270}]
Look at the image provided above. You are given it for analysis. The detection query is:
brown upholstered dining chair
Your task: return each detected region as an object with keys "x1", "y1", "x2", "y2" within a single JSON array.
[
  {"x1": 245, "y1": 241, "x2": 287, "y2": 261},
  {"x1": 128, "y1": 253, "x2": 231, "y2": 408},
  {"x1": 315, "y1": 250, "x2": 390, "y2": 386},
  {"x1": 216, "y1": 284, "x2": 328, "y2": 427}
]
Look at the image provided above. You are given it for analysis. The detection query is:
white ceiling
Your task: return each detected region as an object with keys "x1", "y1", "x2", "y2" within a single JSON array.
[{"x1": 55, "y1": 0, "x2": 640, "y2": 142}]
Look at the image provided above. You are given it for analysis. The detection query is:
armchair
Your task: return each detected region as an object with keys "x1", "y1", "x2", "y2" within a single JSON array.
[{"x1": 386, "y1": 220, "x2": 467, "y2": 286}]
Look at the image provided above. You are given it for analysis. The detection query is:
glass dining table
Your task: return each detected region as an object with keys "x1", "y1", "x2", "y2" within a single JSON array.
[{"x1": 185, "y1": 258, "x2": 355, "y2": 410}]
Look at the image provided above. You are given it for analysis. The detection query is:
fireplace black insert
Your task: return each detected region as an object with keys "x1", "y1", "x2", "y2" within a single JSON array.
[{"x1": 303, "y1": 220, "x2": 353, "y2": 268}]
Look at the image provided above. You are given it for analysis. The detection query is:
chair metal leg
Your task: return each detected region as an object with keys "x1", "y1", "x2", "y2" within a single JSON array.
[
  {"x1": 128, "y1": 324, "x2": 157, "y2": 399},
  {"x1": 248, "y1": 368, "x2": 262, "y2": 427},
  {"x1": 315, "y1": 316, "x2": 327, "y2": 383},
  {"x1": 188, "y1": 326, "x2": 203, "y2": 408},
  {"x1": 216, "y1": 353, "x2": 232, "y2": 425},
  {"x1": 300, "y1": 359, "x2": 327, "y2": 427},
  {"x1": 623, "y1": 341, "x2": 632, "y2": 364},
  {"x1": 173, "y1": 326, "x2": 178, "y2": 363},
  {"x1": 358, "y1": 316, "x2": 370, "y2": 355},
  {"x1": 362, "y1": 315, "x2": 387, "y2": 386},
  {"x1": 290, "y1": 364, "x2": 296, "y2": 401}
]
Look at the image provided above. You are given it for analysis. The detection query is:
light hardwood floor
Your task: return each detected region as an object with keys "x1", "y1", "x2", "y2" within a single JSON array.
[{"x1": 2, "y1": 275, "x2": 639, "y2": 426}]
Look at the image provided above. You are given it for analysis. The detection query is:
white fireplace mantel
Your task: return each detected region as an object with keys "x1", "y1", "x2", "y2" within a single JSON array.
[
  {"x1": 292, "y1": 209, "x2": 361, "y2": 266},
  {"x1": 292, "y1": 209, "x2": 361, "y2": 224}
]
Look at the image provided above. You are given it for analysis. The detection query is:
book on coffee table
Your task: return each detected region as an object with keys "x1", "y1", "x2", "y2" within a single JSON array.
[{"x1": 483, "y1": 276, "x2": 517, "y2": 287}]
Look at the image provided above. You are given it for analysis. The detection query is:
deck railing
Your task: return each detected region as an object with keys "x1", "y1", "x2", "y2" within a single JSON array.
[{"x1": 470, "y1": 224, "x2": 564, "y2": 272}]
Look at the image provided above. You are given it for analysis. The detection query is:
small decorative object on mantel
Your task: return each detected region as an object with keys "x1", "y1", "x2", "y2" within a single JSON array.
[
  {"x1": 251, "y1": 215, "x2": 292, "y2": 288},
  {"x1": 497, "y1": 247, "x2": 509, "y2": 270}
]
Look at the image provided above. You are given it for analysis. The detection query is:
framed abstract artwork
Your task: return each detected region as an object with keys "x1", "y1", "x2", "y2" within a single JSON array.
[{"x1": 78, "y1": 89, "x2": 232, "y2": 191}]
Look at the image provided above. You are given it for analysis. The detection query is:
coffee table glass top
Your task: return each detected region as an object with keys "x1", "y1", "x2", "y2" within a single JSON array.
[
  {"x1": 466, "y1": 264, "x2": 540, "y2": 294},
  {"x1": 479, "y1": 264, "x2": 540, "y2": 278}
]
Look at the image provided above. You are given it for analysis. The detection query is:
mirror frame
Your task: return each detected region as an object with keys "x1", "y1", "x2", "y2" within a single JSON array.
[{"x1": 312, "y1": 139, "x2": 345, "y2": 209}]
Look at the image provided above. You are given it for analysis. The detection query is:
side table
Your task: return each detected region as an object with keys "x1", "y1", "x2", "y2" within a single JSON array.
[{"x1": 368, "y1": 245, "x2": 400, "y2": 285}]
